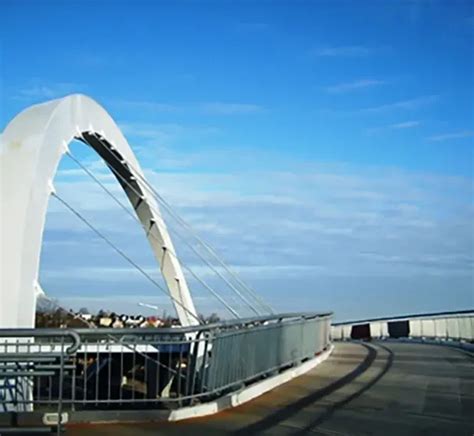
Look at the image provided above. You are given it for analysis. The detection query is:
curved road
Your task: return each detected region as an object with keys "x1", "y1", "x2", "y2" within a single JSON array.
[{"x1": 70, "y1": 341, "x2": 473, "y2": 435}]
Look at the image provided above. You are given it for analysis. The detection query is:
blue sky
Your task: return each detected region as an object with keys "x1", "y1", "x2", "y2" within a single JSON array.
[{"x1": 1, "y1": 0, "x2": 473, "y2": 320}]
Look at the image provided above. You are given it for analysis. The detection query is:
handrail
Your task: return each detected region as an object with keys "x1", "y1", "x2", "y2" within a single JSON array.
[
  {"x1": 71, "y1": 311, "x2": 333, "y2": 336},
  {"x1": 0, "y1": 328, "x2": 81, "y2": 354},
  {"x1": 0, "y1": 314, "x2": 333, "y2": 415}
]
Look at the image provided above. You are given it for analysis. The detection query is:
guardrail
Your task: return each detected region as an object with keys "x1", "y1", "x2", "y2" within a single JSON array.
[
  {"x1": 0, "y1": 312, "x2": 331, "y2": 428},
  {"x1": 331, "y1": 309, "x2": 474, "y2": 342}
]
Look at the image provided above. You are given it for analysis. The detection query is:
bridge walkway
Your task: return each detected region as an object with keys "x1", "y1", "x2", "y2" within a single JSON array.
[{"x1": 69, "y1": 341, "x2": 474, "y2": 435}]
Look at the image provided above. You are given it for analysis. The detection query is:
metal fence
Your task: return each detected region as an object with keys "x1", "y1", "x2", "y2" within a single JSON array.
[
  {"x1": 331, "y1": 309, "x2": 474, "y2": 342},
  {"x1": 0, "y1": 329, "x2": 80, "y2": 433},
  {"x1": 0, "y1": 312, "x2": 331, "y2": 426}
]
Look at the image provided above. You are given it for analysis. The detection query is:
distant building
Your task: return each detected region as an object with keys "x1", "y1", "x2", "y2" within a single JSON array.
[{"x1": 79, "y1": 313, "x2": 92, "y2": 321}]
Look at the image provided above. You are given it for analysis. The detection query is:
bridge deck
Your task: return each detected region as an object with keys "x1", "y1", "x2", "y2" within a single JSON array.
[{"x1": 69, "y1": 341, "x2": 474, "y2": 435}]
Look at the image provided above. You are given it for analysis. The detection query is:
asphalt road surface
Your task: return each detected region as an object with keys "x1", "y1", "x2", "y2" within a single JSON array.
[{"x1": 69, "y1": 341, "x2": 474, "y2": 435}]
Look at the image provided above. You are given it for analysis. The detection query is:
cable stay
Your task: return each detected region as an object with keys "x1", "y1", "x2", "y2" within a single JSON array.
[
  {"x1": 76, "y1": 132, "x2": 274, "y2": 315},
  {"x1": 96, "y1": 156, "x2": 263, "y2": 316},
  {"x1": 107, "y1": 161, "x2": 261, "y2": 316},
  {"x1": 133, "y1": 175, "x2": 274, "y2": 314},
  {"x1": 65, "y1": 150, "x2": 241, "y2": 320},
  {"x1": 66, "y1": 148, "x2": 251, "y2": 317},
  {"x1": 72, "y1": 137, "x2": 265, "y2": 317},
  {"x1": 143, "y1": 192, "x2": 275, "y2": 315},
  {"x1": 51, "y1": 192, "x2": 203, "y2": 325},
  {"x1": 121, "y1": 160, "x2": 273, "y2": 314}
]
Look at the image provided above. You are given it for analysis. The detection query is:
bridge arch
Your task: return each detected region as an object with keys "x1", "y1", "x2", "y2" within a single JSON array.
[{"x1": 0, "y1": 94, "x2": 198, "y2": 328}]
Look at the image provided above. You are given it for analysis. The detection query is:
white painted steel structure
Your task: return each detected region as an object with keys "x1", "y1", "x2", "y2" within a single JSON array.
[
  {"x1": 0, "y1": 94, "x2": 198, "y2": 328},
  {"x1": 331, "y1": 311, "x2": 474, "y2": 342}
]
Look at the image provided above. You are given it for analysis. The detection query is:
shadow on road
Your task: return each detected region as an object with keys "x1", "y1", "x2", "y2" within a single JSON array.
[
  {"x1": 295, "y1": 343, "x2": 394, "y2": 434},
  {"x1": 234, "y1": 342, "x2": 393, "y2": 435}
]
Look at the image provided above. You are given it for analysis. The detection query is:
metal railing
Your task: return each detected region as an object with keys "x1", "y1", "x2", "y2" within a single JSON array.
[
  {"x1": 331, "y1": 309, "x2": 474, "y2": 342},
  {"x1": 0, "y1": 329, "x2": 80, "y2": 433},
  {"x1": 0, "y1": 312, "x2": 332, "y2": 424}
]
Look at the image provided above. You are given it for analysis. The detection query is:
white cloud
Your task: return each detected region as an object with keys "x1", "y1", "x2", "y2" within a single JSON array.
[
  {"x1": 389, "y1": 121, "x2": 421, "y2": 129},
  {"x1": 427, "y1": 130, "x2": 474, "y2": 142},
  {"x1": 313, "y1": 45, "x2": 372, "y2": 57},
  {"x1": 367, "y1": 120, "x2": 421, "y2": 134},
  {"x1": 120, "y1": 122, "x2": 220, "y2": 144},
  {"x1": 14, "y1": 82, "x2": 86, "y2": 101},
  {"x1": 41, "y1": 148, "x2": 474, "y2": 318},
  {"x1": 117, "y1": 122, "x2": 221, "y2": 170},
  {"x1": 112, "y1": 100, "x2": 264, "y2": 115},
  {"x1": 361, "y1": 95, "x2": 438, "y2": 113},
  {"x1": 325, "y1": 79, "x2": 386, "y2": 94},
  {"x1": 199, "y1": 102, "x2": 264, "y2": 115},
  {"x1": 112, "y1": 99, "x2": 179, "y2": 113}
]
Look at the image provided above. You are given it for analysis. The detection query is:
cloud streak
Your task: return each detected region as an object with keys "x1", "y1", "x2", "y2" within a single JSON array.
[
  {"x1": 428, "y1": 130, "x2": 474, "y2": 142},
  {"x1": 367, "y1": 120, "x2": 421, "y2": 134},
  {"x1": 360, "y1": 95, "x2": 438, "y2": 113},
  {"x1": 14, "y1": 82, "x2": 86, "y2": 101},
  {"x1": 113, "y1": 99, "x2": 264, "y2": 115},
  {"x1": 313, "y1": 45, "x2": 372, "y2": 57},
  {"x1": 325, "y1": 79, "x2": 386, "y2": 94},
  {"x1": 199, "y1": 102, "x2": 263, "y2": 115},
  {"x1": 113, "y1": 100, "x2": 179, "y2": 113},
  {"x1": 41, "y1": 148, "x2": 474, "y2": 319},
  {"x1": 389, "y1": 121, "x2": 421, "y2": 129}
]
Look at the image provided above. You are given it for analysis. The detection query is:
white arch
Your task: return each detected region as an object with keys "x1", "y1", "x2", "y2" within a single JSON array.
[{"x1": 0, "y1": 94, "x2": 198, "y2": 328}]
